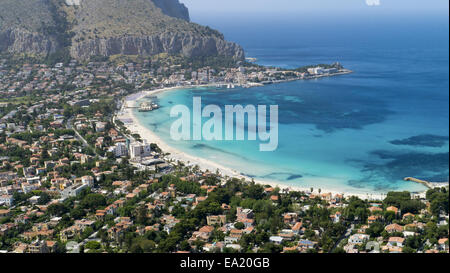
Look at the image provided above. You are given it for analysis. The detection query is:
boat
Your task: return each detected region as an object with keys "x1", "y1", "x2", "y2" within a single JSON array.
[{"x1": 151, "y1": 103, "x2": 160, "y2": 110}]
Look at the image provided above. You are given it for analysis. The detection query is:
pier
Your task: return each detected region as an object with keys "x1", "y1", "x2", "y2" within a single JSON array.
[{"x1": 404, "y1": 177, "x2": 449, "y2": 189}]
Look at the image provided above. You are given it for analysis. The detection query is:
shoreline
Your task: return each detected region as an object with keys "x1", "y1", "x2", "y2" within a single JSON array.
[{"x1": 117, "y1": 85, "x2": 427, "y2": 201}]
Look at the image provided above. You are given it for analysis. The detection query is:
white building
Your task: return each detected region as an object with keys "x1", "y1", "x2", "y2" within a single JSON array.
[
  {"x1": 61, "y1": 183, "x2": 88, "y2": 199},
  {"x1": 21, "y1": 183, "x2": 38, "y2": 194},
  {"x1": 114, "y1": 143, "x2": 128, "y2": 157},
  {"x1": 130, "y1": 142, "x2": 152, "y2": 159},
  {"x1": 81, "y1": 176, "x2": 95, "y2": 187},
  {"x1": 0, "y1": 195, "x2": 14, "y2": 207},
  {"x1": 307, "y1": 67, "x2": 326, "y2": 75},
  {"x1": 348, "y1": 234, "x2": 370, "y2": 245},
  {"x1": 95, "y1": 122, "x2": 106, "y2": 132},
  {"x1": 269, "y1": 236, "x2": 284, "y2": 244},
  {"x1": 403, "y1": 231, "x2": 416, "y2": 237},
  {"x1": 29, "y1": 196, "x2": 41, "y2": 205},
  {"x1": 65, "y1": 0, "x2": 81, "y2": 6},
  {"x1": 224, "y1": 236, "x2": 239, "y2": 244}
]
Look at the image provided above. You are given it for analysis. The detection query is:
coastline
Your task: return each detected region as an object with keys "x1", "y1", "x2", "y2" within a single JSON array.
[{"x1": 116, "y1": 85, "x2": 408, "y2": 201}]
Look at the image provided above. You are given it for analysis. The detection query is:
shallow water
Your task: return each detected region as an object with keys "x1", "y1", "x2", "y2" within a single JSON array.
[{"x1": 135, "y1": 14, "x2": 449, "y2": 194}]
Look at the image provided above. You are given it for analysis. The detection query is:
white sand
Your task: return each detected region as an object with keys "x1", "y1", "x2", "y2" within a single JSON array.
[{"x1": 117, "y1": 87, "x2": 394, "y2": 201}]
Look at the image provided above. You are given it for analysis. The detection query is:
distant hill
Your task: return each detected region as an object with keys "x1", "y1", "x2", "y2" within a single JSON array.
[{"x1": 0, "y1": 0, "x2": 244, "y2": 61}]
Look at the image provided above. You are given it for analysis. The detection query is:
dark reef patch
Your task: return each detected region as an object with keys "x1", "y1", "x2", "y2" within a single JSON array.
[
  {"x1": 191, "y1": 143, "x2": 251, "y2": 162},
  {"x1": 287, "y1": 174, "x2": 303, "y2": 180},
  {"x1": 365, "y1": 150, "x2": 449, "y2": 181},
  {"x1": 241, "y1": 173, "x2": 256, "y2": 178},
  {"x1": 346, "y1": 150, "x2": 449, "y2": 191},
  {"x1": 261, "y1": 172, "x2": 303, "y2": 181},
  {"x1": 390, "y1": 134, "x2": 449, "y2": 148}
]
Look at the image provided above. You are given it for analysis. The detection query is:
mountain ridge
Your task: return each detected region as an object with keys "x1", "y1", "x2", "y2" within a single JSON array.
[{"x1": 0, "y1": 0, "x2": 245, "y2": 61}]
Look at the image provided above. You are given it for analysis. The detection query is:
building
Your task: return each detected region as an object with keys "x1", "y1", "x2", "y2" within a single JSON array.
[
  {"x1": 27, "y1": 240, "x2": 49, "y2": 253},
  {"x1": 292, "y1": 222, "x2": 303, "y2": 235},
  {"x1": 269, "y1": 236, "x2": 284, "y2": 244},
  {"x1": 61, "y1": 183, "x2": 89, "y2": 199},
  {"x1": 95, "y1": 122, "x2": 107, "y2": 132},
  {"x1": 385, "y1": 223, "x2": 404, "y2": 233},
  {"x1": 114, "y1": 142, "x2": 128, "y2": 157},
  {"x1": 29, "y1": 196, "x2": 41, "y2": 205},
  {"x1": 236, "y1": 207, "x2": 254, "y2": 221},
  {"x1": 387, "y1": 237, "x2": 405, "y2": 248},
  {"x1": 307, "y1": 67, "x2": 325, "y2": 75},
  {"x1": 298, "y1": 240, "x2": 317, "y2": 250},
  {"x1": 206, "y1": 215, "x2": 226, "y2": 226},
  {"x1": 0, "y1": 195, "x2": 14, "y2": 207},
  {"x1": 349, "y1": 234, "x2": 370, "y2": 245},
  {"x1": 438, "y1": 238, "x2": 448, "y2": 251},
  {"x1": 130, "y1": 142, "x2": 152, "y2": 159},
  {"x1": 386, "y1": 206, "x2": 400, "y2": 216},
  {"x1": 81, "y1": 175, "x2": 95, "y2": 187},
  {"x1": 0, "y1": 209, "x2": 10, "y2": 218}
]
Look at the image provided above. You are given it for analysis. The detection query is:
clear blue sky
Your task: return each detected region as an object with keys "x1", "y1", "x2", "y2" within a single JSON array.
[{"x1": 181, "y1": 0, "x2": 449, "y2": 17}]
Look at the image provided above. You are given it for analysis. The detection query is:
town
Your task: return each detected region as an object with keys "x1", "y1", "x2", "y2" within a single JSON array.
[{"x1": 0, "y1": 53, "x2": 448, "y2": 254}]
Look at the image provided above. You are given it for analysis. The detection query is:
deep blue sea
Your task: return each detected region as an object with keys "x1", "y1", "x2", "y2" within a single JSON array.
[{"x1": 135, "y1": 14, "x2": 449, "y2": 195}]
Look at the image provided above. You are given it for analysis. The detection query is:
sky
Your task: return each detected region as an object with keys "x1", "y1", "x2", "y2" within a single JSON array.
[{"x1": 181, "y1": 0, "x2": 449, "y2": 18}]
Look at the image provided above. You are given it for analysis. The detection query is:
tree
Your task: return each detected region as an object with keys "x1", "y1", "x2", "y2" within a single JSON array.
[
  {"x1": 130, "y1": 243, "x2": 143, "y2": 253},
  {"x1": 405, "y1": 236, "x2": 422, "y2": 250},
  {"x1": 234, "y1": 222, "x2": 245, "y2": 230},
  {"x1": 366, "y1": 222, "x2": 385, "y2": 238},
  {"x1": 85, "y1": 241, "x2": 101, "y2": 250},
  {"x1": 38, "y1": 192, "x2": 51, "y2": 205},
  {"x1": 136, "y1": 205, "x2": 148, "y2": 225},
  {"x1": 402, "y1": 246, "x2": 415, "y2": 253},
  {"x1": 384, "y1": 211, "x2": 396, "y2": 223},
  {"x1": 344, "y1": 197, "x2": 368, "y2": 222},
  {"x1": 427, "y1": 188, "x2": 449, "y2": 216},
  {"x1": 179, "y1": 240, "x2": 191, "y2": 251},
  {"x1": 70, "y1": 207, "x2": 86, "y2": 220},
  {"x1": 259, "y1": 243, "x2": 282, "y2": 253},
  {"x1": 81, "y1": 193, "x2": 106, "y2": 211},
  {"x1": 332, "y1": 247, "x2": 346, "y2": 253},
  {"x1": 53, "y1": 242, "x2": 66, "y2": 253},
  {"x1": 47, "y1": 203, "x2": 68, "y2": 216}
]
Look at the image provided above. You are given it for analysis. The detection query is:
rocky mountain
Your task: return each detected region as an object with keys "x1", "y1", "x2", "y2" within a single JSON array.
[
  {"x1": 0, "y1": 0, "x2": 244, "y2": 61},
  {"x1": 0, "y1": 0, "x2": 62, "y2": 56},
  {"x1": 152, "y1": 0, "x2": 190, "y2": 21}
]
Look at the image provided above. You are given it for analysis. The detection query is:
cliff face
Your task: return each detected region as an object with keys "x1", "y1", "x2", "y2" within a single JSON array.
[
  {"x1": 0, "y1": 0, "x2": 62, "y2": 56},
  {"x1": 152, "y1": 0, "x2": 190, "y2": 21},
  {"x1": 0, "y1": 29, "x2": 60, "y2": 56},
  {"x1": 0, "y1": 0, "x2": 244, "y2": 61},
  {"x1": 70, "y1": 32, "x2": 245, "y2": 60}
]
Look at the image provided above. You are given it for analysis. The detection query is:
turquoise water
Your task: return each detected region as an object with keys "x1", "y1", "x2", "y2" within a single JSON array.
[{"x1": 134, "y1": 15, "x2": 449, "y2": 194}]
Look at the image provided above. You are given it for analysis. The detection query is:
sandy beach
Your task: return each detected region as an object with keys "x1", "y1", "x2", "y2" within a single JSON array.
[{"x1": 117, "y1": 87, "x2": 407, "y2": 201}]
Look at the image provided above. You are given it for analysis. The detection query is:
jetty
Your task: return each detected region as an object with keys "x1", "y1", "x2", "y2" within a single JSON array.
[
  {"x1": 138, "y1": 101, "x2": 160, "y2": 112},
  {"x1": 404, "y1": 177, "x2": 449, "y2": 189}
]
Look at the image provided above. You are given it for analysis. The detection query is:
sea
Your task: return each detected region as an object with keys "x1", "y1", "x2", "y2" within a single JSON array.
[{"x1": 134, "y1": 13, "x2": 449, "y2": 195}]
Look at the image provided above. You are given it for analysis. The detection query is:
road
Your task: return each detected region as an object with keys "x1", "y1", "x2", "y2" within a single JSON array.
[
  {"x1": 330, "y1": 224, "x2": 353, "y2": 253},
  {"x1": 66, "y1": 116, "x2": 105, "y2": 159}
]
